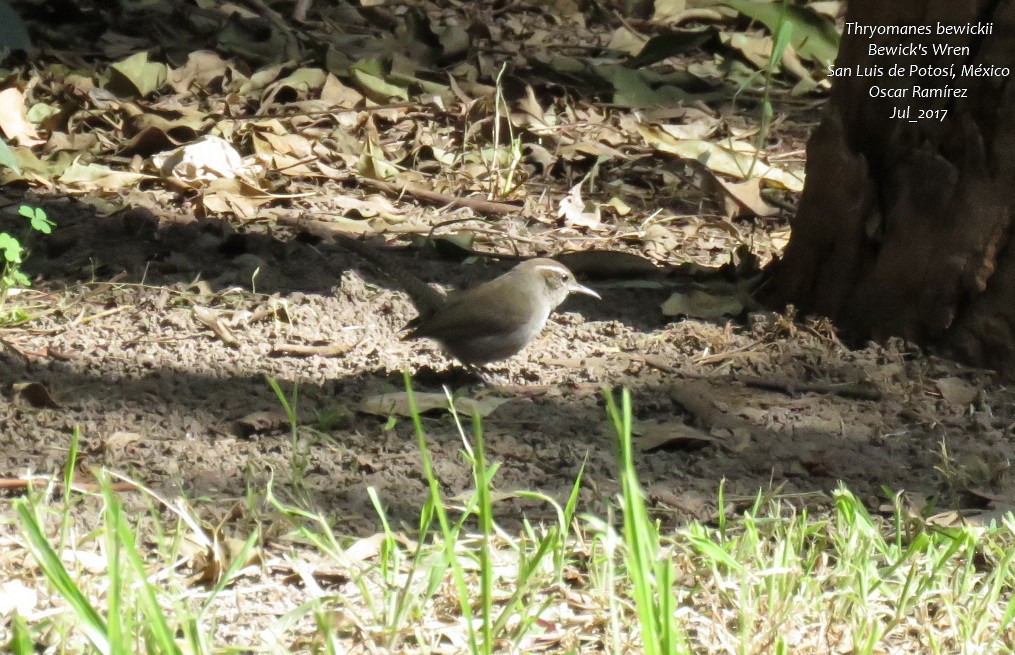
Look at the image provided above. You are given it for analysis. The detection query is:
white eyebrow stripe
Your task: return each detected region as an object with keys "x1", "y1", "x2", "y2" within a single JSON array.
[{"x1": 533, "y1": 264, "x2": 569, "y2": 275}]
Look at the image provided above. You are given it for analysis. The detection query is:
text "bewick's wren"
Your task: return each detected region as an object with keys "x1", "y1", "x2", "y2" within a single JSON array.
[{"x1": 405, "y1": 258, "x2": 599, "y2": 365}]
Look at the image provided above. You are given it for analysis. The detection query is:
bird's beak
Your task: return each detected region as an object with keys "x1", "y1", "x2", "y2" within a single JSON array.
[{"x1": 570, "y1": 283, "x2": 601, "y2": 300}]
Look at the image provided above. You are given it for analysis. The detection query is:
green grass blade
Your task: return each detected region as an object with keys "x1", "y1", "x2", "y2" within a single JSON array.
[{"x1": 15, "y1": 499, "x2": 111, "y2": 654}]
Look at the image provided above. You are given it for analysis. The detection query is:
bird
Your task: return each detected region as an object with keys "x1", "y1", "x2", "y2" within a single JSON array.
[
  {"x1": 403, "y1": 258, "x2": 600, "y2": 365},
  {"x1": 334, "y1": 236, "x2": 600, "y2": 365}
]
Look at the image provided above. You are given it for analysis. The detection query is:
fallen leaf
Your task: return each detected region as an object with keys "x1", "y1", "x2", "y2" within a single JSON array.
[
  {"x1": 557, "y1": 181, "x2": 601, "y2": 229},
  {"x1": 0, "y1": 579, "x2": 37, "y2": 616},
  {"x1": 153, "y1": 135, "x2": 261, "y2": 183},
  {"x1": 717, "y1": 176, "x2": 778, "y2": 218},
  {"x1": 193, "y1": 304, "x2": 238, "y2": 347},
  {"x1": 631, "y1": 420, "x2": 722, "y2": 451},
  {"x1": 661, "y1": 288, "x2": 750, "y2": 319},
  {"x1": 11, "y1": 382, "x2": 60, "y2": 408},
  {"x1": 770, "y1": 225, "x2": 791, "y2": 250},
  {"x1": 935, "y1": 377, "x2": 977, "y2": 407},
  {"x1": 0, "y1": 88, "x2": 43, "y2": 146},
  {"x1": 234, "y1": 409, "x2": 292, "y2": 436},
  {"x1": 107, "y1": 51, "x2": 169, "y2": 97},
  {"x1": 638, "y1": 124, "x2": 805, "y2": 191},
  {"x1": 358, "y1": 392, "x2": 508, "y2": 418},
  {"x1": 168, "y1": 50, "x2": 230, "y2": 94},
  {"x1": 58, "y1": 159, "x2": 152, "y2": 192}
]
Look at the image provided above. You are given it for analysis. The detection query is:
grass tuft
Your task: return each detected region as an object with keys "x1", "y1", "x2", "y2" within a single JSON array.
[{"x1": 8, "y1": 381, "x2": 1015, "y2": 653}]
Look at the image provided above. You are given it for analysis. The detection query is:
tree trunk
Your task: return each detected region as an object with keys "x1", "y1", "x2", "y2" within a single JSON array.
[{"x1": 773, "y1": 0, "x2": 1015, "y2": 374}]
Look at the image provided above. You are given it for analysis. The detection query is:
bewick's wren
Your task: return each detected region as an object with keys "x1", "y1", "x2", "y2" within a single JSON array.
[
  {"x1": 404, "y1": 258, "x2": 600, "y2": 364},
  {"x1": 336, "y1": 236, "x2": 599, "y2": 364}
]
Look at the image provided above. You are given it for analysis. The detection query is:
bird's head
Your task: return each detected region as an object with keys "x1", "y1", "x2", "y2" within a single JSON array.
[{"x1": 520, "y1": 258, "x2": 601, "y2": 308}]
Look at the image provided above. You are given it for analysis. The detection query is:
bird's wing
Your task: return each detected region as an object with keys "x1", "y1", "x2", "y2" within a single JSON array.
[{"x1": 405, "y1": 282, "x2": 534, "y2": 340}]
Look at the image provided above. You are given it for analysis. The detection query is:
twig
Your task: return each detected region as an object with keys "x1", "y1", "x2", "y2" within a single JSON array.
[
  {"x1": 739, "y1": 376, "x2": 883, "y2": 401},
  {"x1": 358, "y1": 178, "x2": 522, "y2": 215},
  {"x1": 0, "y1": 477, "x2": 139, "y2": 492},
  {"x1": 639, "y1": 354, "x2": 883, "y2": 400},
  {"x1": 240, "y1": 0, "x2": 301, "y2": 61},
  {"x1": 270, "y1": 342, "x2": 354, "y2": 357}
]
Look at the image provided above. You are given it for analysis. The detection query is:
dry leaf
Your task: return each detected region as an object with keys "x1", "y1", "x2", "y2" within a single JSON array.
[
  {"x1": 557, "y1": 181, "x2": 601, "y2": 229},
  {"x1": 104, "y1": 431, "x2": 142, "y2": 455},
  {"x1": 11, "y1": 381, "x2": 60, "y2": 408},
  {"x1": 935, "y1": 377, "x2": 977, "y2": 407},
  {"x1": 661, "y1": 289, "x2": 749, "y2": 319},
  {"x1": 770, "y1": 224, "x2": 791, "y2": 250},
  {"x1": 358, "y1": 392, "x2": 507, "y2": 418},
  {"x1": 168, "y1": 50, "x2": 230, "y2": 94},
  {"x1": 0, "y1": 579, "x2": 37, "y2": 616},
  {"x1": 717, "y1": 177, "x2": 778, "y2": 218},
  {"x1": 0, "y1": 88, "x2": 43, "y2": 146},
  {"x1": 58, "y1": 160, "x2": 152, "y2": 192},
  {"x1": 193, "y1": 304, "x2": 238, "y2": 346},
  {"x1": 632, "y1": 420, "x2": 722, "y2": 451},
  {"x1": 153, "y1": 135, "x2": 261, "y2": 183},
  {"x1": 638, "y1": 124, "x2": 805, "y2": 191},
  {"x1": 234, "y1": 409, "x2": 291, "y2": 436}
]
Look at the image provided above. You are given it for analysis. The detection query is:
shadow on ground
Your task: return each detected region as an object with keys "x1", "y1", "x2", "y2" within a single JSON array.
[{"x1": 2, "y1": 192, "x2": 1011, "y2": 534}]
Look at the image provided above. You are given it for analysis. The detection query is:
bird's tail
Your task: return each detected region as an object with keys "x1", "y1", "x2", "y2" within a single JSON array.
[{"x1": 334, "y1": 234, "x2": 447, "y2": 316}]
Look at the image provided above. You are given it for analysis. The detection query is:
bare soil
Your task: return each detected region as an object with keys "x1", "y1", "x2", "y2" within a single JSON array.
[{"x1": 4, "y1": 194, "x2": 1014, "y2": 537}]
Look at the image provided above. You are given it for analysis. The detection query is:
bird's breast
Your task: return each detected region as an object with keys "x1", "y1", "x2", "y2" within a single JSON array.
[{"x1": 445, "y1": 311, "x2": 550, "y2": 364}]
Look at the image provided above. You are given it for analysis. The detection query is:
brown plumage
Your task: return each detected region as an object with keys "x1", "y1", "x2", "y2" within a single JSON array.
[{"x1": 404, "y1": 258, "x2": 599, "y2": 364}]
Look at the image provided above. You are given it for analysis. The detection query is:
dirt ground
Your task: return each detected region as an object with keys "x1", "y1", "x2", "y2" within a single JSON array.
[{"x1": 4, "y1": 192, "x2": 1014, "y2": 537}]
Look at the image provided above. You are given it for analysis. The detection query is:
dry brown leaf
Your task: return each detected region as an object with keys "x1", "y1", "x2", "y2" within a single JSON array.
[
  {"x1": 193, "y1": 304, "x2": 238, "y2": 346},
  {"x1": 0, "y1": 88, "x2": 43, "y2": 146},
  {"x1": 661, "y1": 289, "x2": 749, "y2": 319},
  {"x1": 11, "y1": 381, "x2": 60, "y2": 408},
  {"x1": 58, "y1": 160, "x2": 152, "y2": 192},
  {"x1": 770, "y1": 224, "x2": 791, "y2": 250},
  {"x1": 935, "y1": 377, "x2": 977, "y2": 407},
  {"x1": 724, "y1": 31, "x2": 773, "y2": 70},
  {"x1": 358, "y1": 392, "x2": 508, "y2": 418},
  {"x1": 168, "y1": 50, "x2": 230, "y2": 94},
  {"x1": 153, "y1": 135, "x2": 261, "y2": 183},
  {"x1": 638, "y1": 124, "x2": 805, "y2": 191},
  {"x1": 638, "y1": 111, "x2": 720, "y2": 141},
  {"x1": 321, "y1": 73, "x2": 364, "y2": 106},
  {"x1": 200, "y1": 178, "x2": 278, "y2": 219},
  {"x1": 557, "y1": 182, "x2": 601, "y2": 229},
  {"x1": 717, "y1": 177, "x2": 778, "y2": 218},
  {"x1": 254, "y1": 130, "x2": 315, "y2": 159},
  {"x1": 607, "y1": 25, "x2": 649, "y2": 56},
  {"x1": 632, "y1": 420, "x2": 722, "y2": 451},
  {"x1": 234, "y1": 409, "x2": 291, "y2": 436},
  {"x1": 341, "y1": 533, "x2": 387, "y2": 566},
  {"x1": 0, "y1": 579, "x2": 37, "y2": 616}
]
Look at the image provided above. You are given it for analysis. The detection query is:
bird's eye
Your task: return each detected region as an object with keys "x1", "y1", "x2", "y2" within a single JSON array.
[{"x1": 561, "y1": 272, "x2": 569, "y2": 282}]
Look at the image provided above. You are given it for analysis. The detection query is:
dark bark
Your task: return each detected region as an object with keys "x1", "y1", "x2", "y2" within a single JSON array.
[{"x1": 774, "y1": 0, "x2": 1015, "y2": 375}]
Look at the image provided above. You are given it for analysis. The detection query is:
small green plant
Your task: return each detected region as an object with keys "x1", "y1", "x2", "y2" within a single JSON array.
[
  {"x1": 0, "y1": 204, "x2": 54, "y2": 311},
  {"x1": 604, "y1": 388, "x2": 691, "y2": 655}
]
